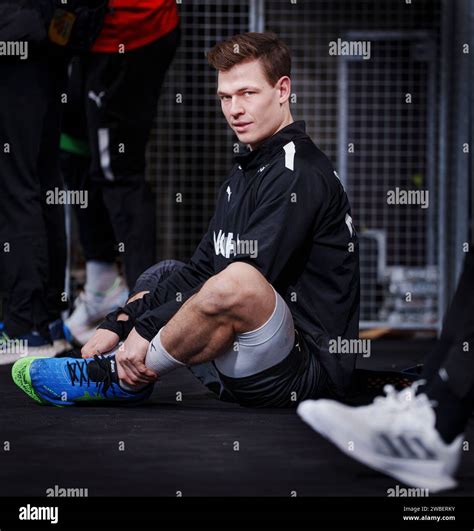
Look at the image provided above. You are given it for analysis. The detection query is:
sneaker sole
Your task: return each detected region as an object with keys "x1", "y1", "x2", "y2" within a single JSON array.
[
  {"x1": 298, "y1": 401, "x2": 457, "y2": 493},
  {"x1": 0, "y1": 345, "x2": 58, "y2": 366},
  {"x1": 11, "y1": 357, "x2": 49, "y2": 405},
  {"x1": 0, "y1": 352, "x2": 23, "y2": 366},
  {"x1": 53, "y1": 339, "x2": 73, "y2": 352}
]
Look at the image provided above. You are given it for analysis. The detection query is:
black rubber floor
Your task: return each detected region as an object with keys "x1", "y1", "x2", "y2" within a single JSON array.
[{"x1": 1, "y1": 339, "x2": 473, "y2": 497}]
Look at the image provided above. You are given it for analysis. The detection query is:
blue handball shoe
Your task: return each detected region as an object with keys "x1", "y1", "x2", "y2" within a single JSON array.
[{"x1": 11, "y1": 354, "x2": 153, "y2": 406}]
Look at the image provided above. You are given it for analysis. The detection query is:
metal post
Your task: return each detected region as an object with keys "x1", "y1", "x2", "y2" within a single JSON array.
[
  {"x1": 249, "y1": 0, "x2": 264, "y2": 32},
  {"x1": 471, "y1": 0, "x2": 474, "y2": 244},
  {"x1": 337, "y1": 59, "x2": 349, "y2": 189},
  {"x1": 426, "y1": 39, "x2": 437, "y2": 266},
  {"x1": 454, "y1": 0, "x2": 470, "y2": 283},
  {"x1": 437, "y1": 0, "x2": 453, "y2": 331}
]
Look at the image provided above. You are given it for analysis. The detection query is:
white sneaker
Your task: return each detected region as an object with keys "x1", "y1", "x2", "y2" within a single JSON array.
[
  {"x1": 65, "y1": 277, "x2": 129, "y2": 345},
  {"x1": 0, "y1": 331, "x2": 59, "y2": 365},
  {"x1": 48, "y1": 318, "x2": 73, "y2": 354},
  {"x1": 297, "y1": 383, "x2": 463, "y2": 493}
]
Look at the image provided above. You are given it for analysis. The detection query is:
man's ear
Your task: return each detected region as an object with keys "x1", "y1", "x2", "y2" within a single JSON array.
[{"x1": 277, "y1": 76, "x2": 291, "y2": 103}]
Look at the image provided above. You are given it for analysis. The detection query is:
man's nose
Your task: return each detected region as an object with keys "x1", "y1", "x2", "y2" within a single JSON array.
[{"x1": 230, "y1": 96, "x2": 244, "y2": 117}]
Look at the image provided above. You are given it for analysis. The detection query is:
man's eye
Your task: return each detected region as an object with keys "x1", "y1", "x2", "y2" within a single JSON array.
[
  {"x1": 220, "y1": 95, "x2": 231, "y2": 101},
  {"x1": 244, "y1": 91, "x2": 254, "y2": 96}
]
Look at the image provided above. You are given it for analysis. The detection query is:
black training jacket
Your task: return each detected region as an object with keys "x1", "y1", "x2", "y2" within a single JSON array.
[{"x1": 102, "y1": 121, "x2": 360, "y2": 395}]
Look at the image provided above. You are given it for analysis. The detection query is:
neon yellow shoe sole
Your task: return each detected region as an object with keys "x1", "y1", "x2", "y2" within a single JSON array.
[{"x1": 11, "y1": 357, "x2": 49, "y2": 405}]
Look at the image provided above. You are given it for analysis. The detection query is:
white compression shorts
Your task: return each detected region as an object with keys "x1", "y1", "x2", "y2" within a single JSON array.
[{"x1": 214, "y1": 288, "x2": 295, "y2": 378}]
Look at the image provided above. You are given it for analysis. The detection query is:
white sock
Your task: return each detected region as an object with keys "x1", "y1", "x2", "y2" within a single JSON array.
[
  {"x1": 146, "y1": 328, "x2": 186, "y2": 375},
  {"x1": 119, "y1": 328, "x2": 185, "y2": 392},
  {"x1": 85, "y1": 261, "x2": 119, "y2": 295}
]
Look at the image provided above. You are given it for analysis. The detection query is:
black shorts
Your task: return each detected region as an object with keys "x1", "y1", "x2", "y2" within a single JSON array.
[{"x1": 215, "y1": 331, "x2": 329, "y2": 408}]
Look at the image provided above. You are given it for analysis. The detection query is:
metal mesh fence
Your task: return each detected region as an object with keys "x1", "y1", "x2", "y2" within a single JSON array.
[
  {"x1": 340, "y1": 33, "x2": 437, "y2": 325},
  {"x1": 263, "y1": 1, "x2": 441, "y2": 328},
  {"x1": 147, "y1": 1, "x2": 250, "y2": 260},
  {"x1": 147, "y1": 0, "x2": 446, "y2": 329}
]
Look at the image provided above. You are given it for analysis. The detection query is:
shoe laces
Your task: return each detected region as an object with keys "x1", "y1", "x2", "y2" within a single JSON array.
[
  {"x1": 66, "y1": 355, "x2": 115, "y2": 397},
  {"x1": 373, "y1": 380, "x2": 433, "y2": 412},
  {"x1": 371, "y1": 380, "x2": 438, "y2": 437}
]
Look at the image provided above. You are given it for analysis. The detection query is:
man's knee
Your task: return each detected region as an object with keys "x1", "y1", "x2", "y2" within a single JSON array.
[
  {"x1": 199, "y1": 262, "x2": 272, "y2": 318},
  {"x1": 131, "y1": 259, "x2": 184, "y2": 297}
]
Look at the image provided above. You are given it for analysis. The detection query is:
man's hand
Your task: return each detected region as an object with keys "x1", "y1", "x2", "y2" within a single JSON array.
[
  {"x1": 82, "y1": 329, "x2": 120, "y2": 358},
  {"x1": 81, "y1": 290, "x2": 151, "y2": 359},
  {"x1": 116, "y1": 328, "x2": 158, "y2": 387}
]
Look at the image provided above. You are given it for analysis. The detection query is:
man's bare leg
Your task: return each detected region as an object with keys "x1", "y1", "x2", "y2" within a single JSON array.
[{"x1": 159, "y1": 262, "x2": 276, "y2": 366}]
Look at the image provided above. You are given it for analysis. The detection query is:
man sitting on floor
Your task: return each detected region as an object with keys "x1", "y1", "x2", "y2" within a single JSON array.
[{"x1": 12, "y1": 32, "x2": 359, "y2": 410}]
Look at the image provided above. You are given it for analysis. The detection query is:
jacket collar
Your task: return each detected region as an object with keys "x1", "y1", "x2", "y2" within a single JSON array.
[{"x1": 234, "y1": 120, "x2": 307, "y2": 173}]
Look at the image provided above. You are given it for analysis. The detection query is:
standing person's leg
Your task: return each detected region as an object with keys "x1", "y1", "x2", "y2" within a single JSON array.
[
  {"x1": 61, "y1": 56, "x2": 117, "y2": 270},
  {"x1": 423, "y1": 246, "x2": 474, "y2": 443},
  {"x1": 0, "y1": 55, "x2": 67, "y2": 360},
  {"x1": 61, "y1": 57, "x2": 118, "y2": 271},
  {"x1": 296, "y1": 247, "x2": 474, "y2": 492},
  {"x1": 38, "y1": 58, "x2": 69, "y2": 325},
  {"x1": 61, "y1": 57, "x2": 128, "y2": 345},
  {"x1": 420, "y1": 263, "x2": 470, "y2": 381},
  {"x1": 85, "y1": 26, "x2": 180, "y2": 289}
]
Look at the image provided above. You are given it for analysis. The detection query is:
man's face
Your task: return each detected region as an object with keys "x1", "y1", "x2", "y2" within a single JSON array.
[{"x1": 217, "y1": 59, "x2": 290, "y2": 150}]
